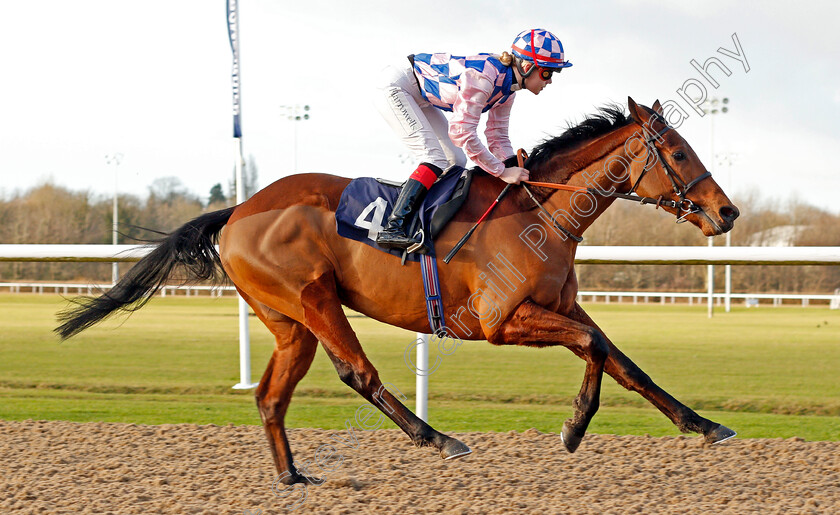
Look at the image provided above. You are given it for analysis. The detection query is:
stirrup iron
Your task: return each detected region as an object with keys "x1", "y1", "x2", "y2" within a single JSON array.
[{"x1": 406, "y1": 228, "x2": 425, "y2": 254}]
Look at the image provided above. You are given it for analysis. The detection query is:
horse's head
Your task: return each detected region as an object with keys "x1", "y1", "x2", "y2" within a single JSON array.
[{"x1": 625, "y1": 97, "x2": 739, "y2": 236}]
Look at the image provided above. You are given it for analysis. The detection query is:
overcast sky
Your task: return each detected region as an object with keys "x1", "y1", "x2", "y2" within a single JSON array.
[{"x1": 2, "y1": 1, "x2": 838, "y2": 214}]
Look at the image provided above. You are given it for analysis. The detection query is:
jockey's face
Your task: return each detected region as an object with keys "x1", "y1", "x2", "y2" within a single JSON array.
[{"x1": 523, "y1": 63, "x2": 552, "y2": 95}]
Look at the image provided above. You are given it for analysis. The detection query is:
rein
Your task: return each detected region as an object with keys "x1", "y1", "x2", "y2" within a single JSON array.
[
  {"x1": 444, "y1": 113, "x2": 714, "y2": 262},
  {"x1": 520, "y1": 171, "x2": 583, "y2": 243},
  {"x1": 524, "y1": 117, "x2": 712, "y2": 225}
]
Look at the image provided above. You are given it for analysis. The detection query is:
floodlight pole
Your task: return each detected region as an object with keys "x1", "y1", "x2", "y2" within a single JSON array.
[
  {"x1": 280, "y1": 104, "x2": 310, "y2": 172},
  {"x1": 232, "y1": 138, "x2": 255, "y2": 390},
  {"x1": 105, "y1": 153, "x2": 123, "y2": 285},
  {"x1": 702, "y1": 97, "x2": 729, "y2": 317}
]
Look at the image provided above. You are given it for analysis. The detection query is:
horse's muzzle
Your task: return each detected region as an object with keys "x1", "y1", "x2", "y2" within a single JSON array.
[{"x1": 718, "y1": 204, "x2": 740, "y2": 233}]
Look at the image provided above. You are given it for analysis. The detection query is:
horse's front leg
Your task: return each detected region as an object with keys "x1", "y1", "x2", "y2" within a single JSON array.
[
  {"x1": 568, "y1": 302, "x2": 736, "y2": 443},
  {"x1": 491, "y1": 300, "x2": 609, "y2": 453}
]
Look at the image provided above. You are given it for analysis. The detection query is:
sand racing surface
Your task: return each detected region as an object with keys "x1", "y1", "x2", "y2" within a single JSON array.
[{"x1": 1, "y1": 420, "x2": 838, "y2": 514}]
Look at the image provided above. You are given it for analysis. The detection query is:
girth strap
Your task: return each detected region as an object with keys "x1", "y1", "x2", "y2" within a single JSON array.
[{"x1": 420, "y1": 254, "x2": 446, "y2": 336}]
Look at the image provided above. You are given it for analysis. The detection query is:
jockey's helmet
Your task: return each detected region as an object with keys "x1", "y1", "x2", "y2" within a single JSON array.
[{"x1": 510, "y1": 29, "x2": 573, "y2": 70}]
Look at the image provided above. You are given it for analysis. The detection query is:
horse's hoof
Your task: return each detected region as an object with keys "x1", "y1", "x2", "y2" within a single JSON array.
[
  {"x1": 561, "y1": 421, "x2": 584, "y2": 453},
  {"x1": 705, "y1": 424, "x2": 737, "y2": 444},
  {"x1": 273, "y1": 471, "x2": 322, "y2": 486},
  {"x1": 440, "y1": 438, "x2": 472, "y2": 460}
]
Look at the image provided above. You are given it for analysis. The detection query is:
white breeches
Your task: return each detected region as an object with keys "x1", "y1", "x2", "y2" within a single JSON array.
[{"x1": 374, "y1": 65, "x2": 467, "y2": 172}]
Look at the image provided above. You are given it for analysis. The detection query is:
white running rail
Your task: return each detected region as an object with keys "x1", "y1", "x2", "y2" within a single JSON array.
[{"x1": 2, "y1": 244, "x2": 838, "y2": 416}]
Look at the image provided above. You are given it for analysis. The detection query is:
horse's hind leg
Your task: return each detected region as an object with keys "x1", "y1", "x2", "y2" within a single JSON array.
[
  {"x1": 245, "y1": 296, "x2": 319, "y2": 484},
  {"x1": 300, "y1": 271, "x2": 470, "y2": 460},
  {"x1": 568, "y1": 302, "x2": 735, "y2": 443}
]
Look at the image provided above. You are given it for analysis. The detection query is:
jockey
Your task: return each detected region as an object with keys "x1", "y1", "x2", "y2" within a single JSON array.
[{"x1": 374, "y1": 28, "x2": 572, "y2": 250}]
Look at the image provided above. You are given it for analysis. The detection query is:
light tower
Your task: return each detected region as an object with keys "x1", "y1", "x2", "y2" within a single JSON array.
[
  {"x1": 701, "y1": 97, "x2": 730, "y2": 317},
  {"x1": 105, "y1": 153, "x2": 123, "y2": 285},
  {"x1": 280, "y1": 104, "x2": 311, "y2": 172}
]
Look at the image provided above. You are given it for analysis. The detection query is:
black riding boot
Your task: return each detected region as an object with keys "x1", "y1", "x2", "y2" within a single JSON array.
[{"x1": 375, "y1": 178, "x2": 429, "y2": 250}]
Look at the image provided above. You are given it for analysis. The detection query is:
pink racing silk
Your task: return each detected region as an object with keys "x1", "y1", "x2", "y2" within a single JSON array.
[
  {"x1": 448, "y1": 69, "x2": 516, "y2": 177},
  {"x1": 409, "y1": 53, "x2": 517, "y2": 177}
]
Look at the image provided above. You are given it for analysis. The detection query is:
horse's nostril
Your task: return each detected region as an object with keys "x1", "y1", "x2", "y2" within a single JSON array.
[{"x1": 719, "y1": 205, "x2": 740, "y2": 223}]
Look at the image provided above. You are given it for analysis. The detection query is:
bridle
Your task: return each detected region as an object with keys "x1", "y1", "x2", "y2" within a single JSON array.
[
  {"x1": 445, "y1": 112, "x2": 717, "y2": 262},
  {"x1": 523, "y1": 112, "x2": 715, "y2": 228},
  {"x1": 629, "y1": 114, "x2": 711, "y2": 223}
]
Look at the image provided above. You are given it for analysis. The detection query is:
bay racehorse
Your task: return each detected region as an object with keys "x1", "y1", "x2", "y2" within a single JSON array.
[{"x1": 57, "y1": 98, "x2": 740, "y2": 484}]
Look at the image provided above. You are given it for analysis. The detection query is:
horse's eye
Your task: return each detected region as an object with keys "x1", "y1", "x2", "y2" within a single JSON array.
[{"x1": 672, "y1": 151, "x2": 686, "y2": 161}]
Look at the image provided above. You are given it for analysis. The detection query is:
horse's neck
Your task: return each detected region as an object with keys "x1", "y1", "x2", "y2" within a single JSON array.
[
  {"x1": 537, "y1": 123, "x2": 639, "y2": 187},
  {"x1": 540, "y1": 124, "x2": 641, "y2": 236}
]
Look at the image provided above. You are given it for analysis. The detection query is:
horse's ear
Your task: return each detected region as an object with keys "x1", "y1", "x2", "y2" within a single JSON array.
[
  {"x1": 652, "y1": 99, "x2": 663, "y2": 115},
  {"x1": 627, "y1": 96, "x2": 647, "y2": 125}
]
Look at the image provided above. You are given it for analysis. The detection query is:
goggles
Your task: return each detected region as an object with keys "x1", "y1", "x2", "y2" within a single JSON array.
[{"x1": 538, "y1": 66, "x2": 561, "y2": 81}]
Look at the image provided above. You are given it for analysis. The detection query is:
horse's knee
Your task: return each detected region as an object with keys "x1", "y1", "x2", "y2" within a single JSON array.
[
  {"x1": 255, "y1": 384, "x2": 268, "y2": 407},
  {"x1": 332, "y1": 360, "x2": 376, "y2": 393},
  {"x1": 255, "y1": 393, "x2": 283, "y2": 422},
  {"x1": 332, "y1": 360, "x2": 358, "y2": 388},
  {"x1": 337, "y1": 369, "x2": 361, "y2": 390},
  {"x1": 588, "y1": 330, "x2": 609, "y2": 363}
]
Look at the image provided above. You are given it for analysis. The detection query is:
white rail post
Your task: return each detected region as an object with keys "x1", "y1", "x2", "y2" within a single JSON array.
[
  {"x1": 725, "y1": 231, "x2": 732, "y2": 312},
  {"x1": 416, "y1": 333, "x2": 429, "y2": 422},
  {"x1": 707, "y1": 237, "x2": 714, "y2": 318}
]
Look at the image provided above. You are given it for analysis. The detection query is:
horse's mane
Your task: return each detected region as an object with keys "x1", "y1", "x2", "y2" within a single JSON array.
[
  {"x1": 475, "y1": 103, "x2": 634, "y2": 206},
  {"x1": 526, "y1": 104, "x2": 632, "y2": 175},
  {"x1": 471, "y1": 103, "x2": 632, "y2": 178}
]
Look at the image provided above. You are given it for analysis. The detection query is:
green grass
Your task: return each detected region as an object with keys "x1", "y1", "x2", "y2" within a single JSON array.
[{"x1": 1, "y1": 293, "x2": 839, "y2": 441}]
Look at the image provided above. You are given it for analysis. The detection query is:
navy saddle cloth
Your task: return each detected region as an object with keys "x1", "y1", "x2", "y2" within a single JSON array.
[{"x1": 335, "y1": 167, "x2": 472, "y2": 261}]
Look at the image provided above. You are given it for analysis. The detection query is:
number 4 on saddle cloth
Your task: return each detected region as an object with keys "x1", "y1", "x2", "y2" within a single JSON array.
[
  {"x1": 335, "y1": 166, "x2": 472, "y2": 335},
  {"x1": 335, "y1": 166, "x2": 472, "y2": 262}
]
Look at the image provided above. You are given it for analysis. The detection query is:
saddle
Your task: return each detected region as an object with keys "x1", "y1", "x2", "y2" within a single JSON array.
[{"x1": 335, "y1": 166, "x2": 473, "y2": 262}]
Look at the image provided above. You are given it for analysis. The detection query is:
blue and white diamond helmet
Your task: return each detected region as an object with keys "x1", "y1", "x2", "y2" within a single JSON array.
[{"x1": 511, "y1": 28, "x2": 572, "y2": 69}]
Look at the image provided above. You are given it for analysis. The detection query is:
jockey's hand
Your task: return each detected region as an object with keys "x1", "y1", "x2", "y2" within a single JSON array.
[{"x1": 499, "y1": 166, "x2": 530, "y2": 185}]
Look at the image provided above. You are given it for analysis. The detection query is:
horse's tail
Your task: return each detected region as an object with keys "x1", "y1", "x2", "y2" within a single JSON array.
[{"x1": 55, "y1": 206, "x2": 236, "y2": 340}]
